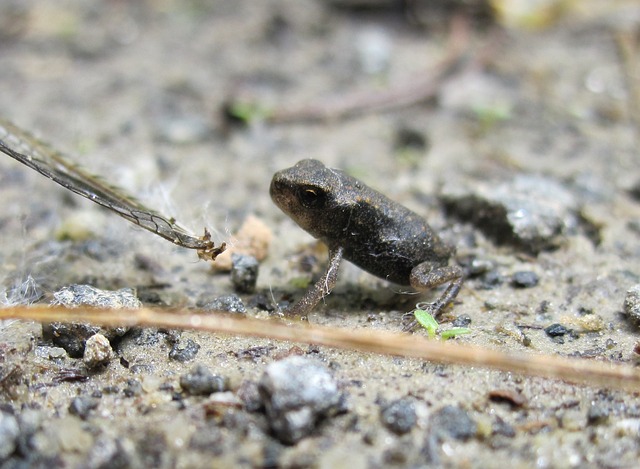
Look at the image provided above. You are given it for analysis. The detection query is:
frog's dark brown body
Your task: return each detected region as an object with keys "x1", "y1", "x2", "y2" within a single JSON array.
[{"x1": 270, "y1": 159, "x2": 463, "y2": 319}]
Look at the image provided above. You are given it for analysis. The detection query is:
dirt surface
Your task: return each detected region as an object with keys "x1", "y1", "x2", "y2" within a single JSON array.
[{"x1": 1, "y1": 1, "x2": 640, "y2": 468}]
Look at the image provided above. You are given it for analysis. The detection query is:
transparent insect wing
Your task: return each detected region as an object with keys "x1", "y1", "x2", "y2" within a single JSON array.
[{"x1": 0, "y1": 119, "x2": 224, "y2": 260}]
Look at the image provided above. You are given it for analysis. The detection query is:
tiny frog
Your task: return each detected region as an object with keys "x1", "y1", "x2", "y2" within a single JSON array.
[{"x1": 270, "y1": 159, "x2": 463, "y2": 325}]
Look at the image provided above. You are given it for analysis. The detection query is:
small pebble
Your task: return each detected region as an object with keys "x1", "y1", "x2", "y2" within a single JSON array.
[
  {"x1": 379, "y1": 398, "x2": 417, "y2": 435},
  {"x1": 628, "y1": 180, "x2": 640, "y2": 201},
  {"x1": 56, "y1": 415, "x2": 94, "y2": 452},
  {"x1": 0, "y1": 410, "x2": 19, "y2": 459},
  {"x1": 188, "y1": 423, "x2": 224, "y2": 452},
  {"x1": 258, "y1": 356, "x2": 342, "y2": 444},
  {"x1": 35, "y1": 346, "x2": 67, "y2": 360},
  {"x1": 452, "y1": 315, "x2": 472, "y2": 328},
  {"x1": 623, "y1": 284, "x2": 640, "y2": 324},
  {"x1": 430, "y1": 405, "x2": 477, "y2": 441},
  {"x1": 248, "y1": 293, "x2": 277, "y2": 312},
  {"x1": 237, "y1": 380, "x2": 263, "y2": 412},
  {"x1": 477, "y1": 271, "x2": 503, "y2": 290},
  {"x1": 86, "y1": 437, "x2": 134, "y2": 469},
  {"x1": 53, "y1": 284, "x2": 141, "y2": 309},
  {"x1": 382, "y1": 440, "x2": 414, "y2": 465},
  {"x1": 68, "y1": 396, "x2": 99, "y2": 420},
  {"x1": 467, "y1": 258, "x2": 495, "y2": 277},
  {"x1": 123, "y1": 379, "x2": 143, "y2": 397},
  {"x1": 231, "y1": 254, "x2": 259, "y2": 293},
  {"x1": 587, "y1": 404, "x2": 609, "y2": 425},
  {"x1": 492, "y1": 419, "x2": 516, "y2": 438},
  {"x1": 511, "y1": 271, "x2": 539, "y2": 288},
  {"x1": 180, "y1": 364, "x2": 228, "y2": 396},
  {"x1": 169, "y1": 338, "x2": 201, "y2": 362},
  {"x1": 394, "y1": 126, "x2": 427, "y2": 152},
  {"x1": 544, "y1": 323, "x2": 569, "y2": 337},
  {"x1": 17, "y1": 408, "x2": 43, "y2": 437},
  {"x1": 83, "y1": 333, "x2": 112, "y2": 369},
  {"x1": 201, "y1": 294, "x2": 246, "y2": 314},
  {"x1": 262, "y1": 440, "x2": 284, "y2": 469}
]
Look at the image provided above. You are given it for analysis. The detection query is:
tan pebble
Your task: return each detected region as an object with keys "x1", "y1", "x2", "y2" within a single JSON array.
[
  {"x1": 211, "y1": 214, "x2": 272, "y2": 271},
  {"x1": 83, "y1": 333, "x2": 112, "y2": 368}
]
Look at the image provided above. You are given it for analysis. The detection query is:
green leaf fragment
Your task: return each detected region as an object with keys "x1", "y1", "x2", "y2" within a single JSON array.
[
  {"x1": 289, "y1": 277, "x2": 311, "y2": 289},
  {"x1": 228, "y1": 101, "x2": 271, "y2": 123},
  {"x1": 413, "y1": 309, "x2": 471, "y2": 339},
  {"x1": 414, "y1": 309, "x2": 438, "y2": 338},
  {"x1": 440, "y1": 328, "x2": 471, "y2": 340}
]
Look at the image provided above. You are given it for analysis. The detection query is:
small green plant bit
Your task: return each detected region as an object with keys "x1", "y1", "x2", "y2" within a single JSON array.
[
  {"x1": 414, "y1": 309, "x2": 439, "y2": 338},
  {"x1": 226, "y1": 100, "x2": 272, "y2": 125},
  {"x1": 440, "y1": 328, "x2": 471, "y2": 340},
  {"x1": 413, "y1": 309, "x2": 471, "y2": 339}
]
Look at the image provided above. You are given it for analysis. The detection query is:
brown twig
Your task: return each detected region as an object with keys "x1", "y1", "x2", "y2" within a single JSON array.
[
  {"x1": 265, "y1": 15, "x2": 498, "y2": 124},
  {"x1": 1, "y1": 305, "x2": 639, "y2": 392}
]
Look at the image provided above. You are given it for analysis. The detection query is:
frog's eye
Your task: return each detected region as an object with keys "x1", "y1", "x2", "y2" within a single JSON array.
[{"x1": 298, "y1": 186, "x2": 326, "y2": 209}]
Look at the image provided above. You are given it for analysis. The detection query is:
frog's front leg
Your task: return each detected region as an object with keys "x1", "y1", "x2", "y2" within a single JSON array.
[
  {"x1": 286, "y1": 246, "x2": 344, "y2": 317},
  {"x1": 405, "y1": 262, "x2": 464, "y2": 330}
]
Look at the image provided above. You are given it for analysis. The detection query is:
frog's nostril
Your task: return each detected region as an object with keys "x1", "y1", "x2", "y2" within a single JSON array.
[{"x1": 269, "y1": 179, "x2": 284, "y2": 200}]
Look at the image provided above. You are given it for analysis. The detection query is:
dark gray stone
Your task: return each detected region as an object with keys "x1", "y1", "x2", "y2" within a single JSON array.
[
  {"x1": 169, "y1": 338, "x2": 200, "y2": 362},
  {"x1": 430, "y1": 405, "x2": 477, "y2": 441},
  {"x1": 623, "y1": 284, "x2": 640, "y2": 325},
  {"x1": 380, "y1": 398, "x2": 417, "y2": 435},
  {"x1": 68, "y1": 396, "x2": 99, "y2": 420},
  {"x1": 545, "y1": 323, "x2": 569, "y2": 337},
  {"x1": 180, "y1": 364, "x2": 227, "y2": 396},
  {"x1": 231, "y1": 254, "x2": 259, "y2": 293},
  {"x1": 0, "y1": 410, "x2": 19, "y2": 459},
  {"x1": 201, "y1": 294, "x2": 246, "y2": 314},
  {"x1": 511, "y1": 271, "x2": 539, "y2": 288}
]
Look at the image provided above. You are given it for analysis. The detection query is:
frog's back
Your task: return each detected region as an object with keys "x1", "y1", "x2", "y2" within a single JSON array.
[{"x1": 325, "y1": 188, "x2": 453, "y2": 285}]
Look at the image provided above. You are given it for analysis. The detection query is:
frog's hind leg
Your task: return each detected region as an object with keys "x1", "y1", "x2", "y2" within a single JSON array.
[{"x1": 404, "y1": 263, "x2": 464, "y2": 331}]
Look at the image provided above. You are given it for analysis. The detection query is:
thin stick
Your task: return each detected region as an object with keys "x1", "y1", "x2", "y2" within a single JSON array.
[{"x1": 1, "y1": 306, "x2": 639, "y2": 392}]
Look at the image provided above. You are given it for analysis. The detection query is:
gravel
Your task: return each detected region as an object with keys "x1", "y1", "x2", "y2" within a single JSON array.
[
  {"x1": 258, "y1": 356, "x2": 343, "y2": 444},
  {"x1": 0, "y1": 411, "x2": 19, "y2": 459},
  {"x1": 169, "y1": 338, "x2": 201, "y2": 362},
  {"x1": 623, "y1": 284, "x2": 640, "y2": 325},
  {"x1": 231, "y1": 254, "x2": 259, "y2": 293},
  {"x1": 379, "y1": 398, "x2": 417, "y2": 435},
  {"x1": 179, "y1": 364, "x2": 228, "y2": 396}
]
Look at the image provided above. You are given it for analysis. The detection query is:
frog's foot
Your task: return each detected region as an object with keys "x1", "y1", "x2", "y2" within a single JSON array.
[{"x1": 401, "y1": 315, "x2": 419, "y2": 333}]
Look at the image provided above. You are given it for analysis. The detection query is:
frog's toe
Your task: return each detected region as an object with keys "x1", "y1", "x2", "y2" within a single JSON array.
[
  {"x1": 401, "y1": 312, "x2": 420, "y2": 332},
  {"x1": 415, "y1": 301, "x2": 438, "y2": 313}
]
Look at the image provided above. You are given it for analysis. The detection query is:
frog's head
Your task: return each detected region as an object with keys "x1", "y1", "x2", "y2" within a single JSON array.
[{"x1": 270, "y1": 159, "x2": 347, "y2": 240}]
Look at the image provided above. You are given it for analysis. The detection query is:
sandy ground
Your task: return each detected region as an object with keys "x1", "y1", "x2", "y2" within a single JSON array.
[{"x1": 1, "y1": 1, "x2": 640, "y2": 468}]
